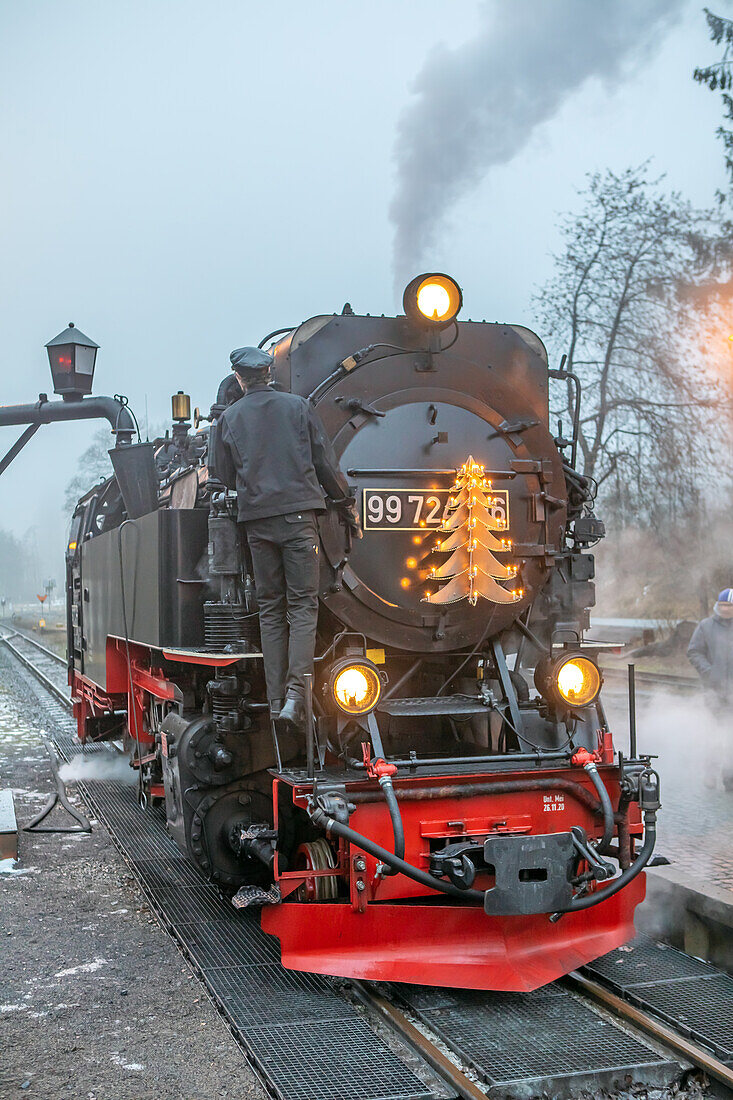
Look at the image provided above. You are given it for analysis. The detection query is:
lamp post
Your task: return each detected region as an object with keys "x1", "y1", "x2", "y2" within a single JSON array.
[{"x1": 0, "y1": 324, "x2": 136, "y2": 477}]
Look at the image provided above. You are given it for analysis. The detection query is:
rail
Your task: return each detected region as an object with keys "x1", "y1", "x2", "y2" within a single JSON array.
[
  {"x1": 0, "y1": 630, "x2": 71, "y2": 711},
  {"x1": 567, "y1": 970, "x2": 733, "y2": 1093},
  {"x1": 600, "y1": 666, "x2": 698, "y2": 692},
  {"x1": 1, "y1": 627, "x2": 66, "y2": 665},
  {"x1": 353, "y1": 983, "x2": 488, "y2": 1099}
]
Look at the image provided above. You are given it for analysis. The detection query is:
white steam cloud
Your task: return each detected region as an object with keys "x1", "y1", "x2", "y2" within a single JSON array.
[
  {"x1": 391, "y1": 0, "x2": 688, "y2": 280},
  {"x1": 59, "y1": 754, "x2": 137, "y2": 786}
]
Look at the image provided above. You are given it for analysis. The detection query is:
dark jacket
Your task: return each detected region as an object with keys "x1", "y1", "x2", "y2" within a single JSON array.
[
  {"x1": 211, "y1": 383, "x2": 350, "y2": 522},
  {"x1": 687, "y1": 613, "x2": 733, "y2": 698}
]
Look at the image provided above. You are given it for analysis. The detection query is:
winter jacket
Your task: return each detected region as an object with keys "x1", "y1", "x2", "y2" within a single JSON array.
[
  {"x1": 211, "y1": 383, "x2": 350, "y2": 522},
  {"x1": 687, "y1": 613, "x2": 733, "y2": 699}
]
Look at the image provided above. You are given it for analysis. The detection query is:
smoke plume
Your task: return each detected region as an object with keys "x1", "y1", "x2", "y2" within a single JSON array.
[{"x1": 391, "y1": 0, "x2": 687, "y2": 281}]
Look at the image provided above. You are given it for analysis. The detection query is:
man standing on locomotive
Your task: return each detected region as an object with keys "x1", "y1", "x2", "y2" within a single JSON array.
[{"x1": 211, "y1": 346, "x2": 361, "y2": 729}]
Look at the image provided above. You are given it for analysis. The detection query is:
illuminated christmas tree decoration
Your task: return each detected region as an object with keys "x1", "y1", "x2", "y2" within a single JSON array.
[{"x1": 423, "y1": 456, "x2": 521, "y2": 606}]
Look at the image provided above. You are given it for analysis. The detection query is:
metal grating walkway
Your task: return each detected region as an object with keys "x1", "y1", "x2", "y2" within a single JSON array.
[
  {"x1": 4, "y1": 655, "x2": 436, "y2": 1100},
  {"x1": 64, "y1": 777, "x2": 435, "y2": 1097},
  {"x1": 395, "y1": 984, "x2": 677, "y2": 1097},
  {"x1": 585, "y1": 935, "x2": 733, "y2": 1064}
]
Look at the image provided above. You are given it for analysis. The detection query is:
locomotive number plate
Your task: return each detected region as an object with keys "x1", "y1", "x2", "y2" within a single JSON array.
[{"x1": 362, "y1": 488, "x2": 509, "y2": 531}]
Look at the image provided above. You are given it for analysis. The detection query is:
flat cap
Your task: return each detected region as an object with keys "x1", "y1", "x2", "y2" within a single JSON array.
[{"x1": 230, "y1": 346, "x2": 274, "y2": 374}]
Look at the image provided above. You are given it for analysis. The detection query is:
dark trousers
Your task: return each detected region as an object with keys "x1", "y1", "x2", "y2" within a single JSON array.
[{"x1": 245, "y1": 511, "x2": 320, "y2": 704}]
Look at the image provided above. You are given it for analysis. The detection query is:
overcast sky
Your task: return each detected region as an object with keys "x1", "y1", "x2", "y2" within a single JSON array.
[{"x1": 0, "y1": 0, "x2": 729, "y2": 590}]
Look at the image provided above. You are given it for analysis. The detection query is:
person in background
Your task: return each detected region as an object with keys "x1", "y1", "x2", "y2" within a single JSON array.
[
  {"x1": 687, "y1": 587, "x2": 733, "y2": 790},
  {"x1": 212, "y1": 346, "x2": 361, "y2": 731}
]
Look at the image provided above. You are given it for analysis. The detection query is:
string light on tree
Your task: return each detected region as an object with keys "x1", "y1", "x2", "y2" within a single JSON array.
[{"x1": 424, "y1": 457, "x2": 522, "y2": 606}]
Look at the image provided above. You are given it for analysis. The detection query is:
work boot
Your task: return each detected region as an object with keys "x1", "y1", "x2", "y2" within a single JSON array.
[
  {"x1": 278, "y1": 695, "x2": 305, "y2": 730},
  {"x1": 269, "y1": 698, "x2": 284, "y2": 720}
]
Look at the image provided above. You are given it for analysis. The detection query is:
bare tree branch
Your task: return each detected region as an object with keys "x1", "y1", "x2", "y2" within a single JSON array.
[{"x1": 534, "y1": 164, "x2": 733, "y2": 524}]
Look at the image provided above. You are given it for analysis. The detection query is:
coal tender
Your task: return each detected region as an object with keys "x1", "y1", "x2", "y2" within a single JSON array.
[{"x1": 66, "y1": 274, "x2": 660, "y2": 991}]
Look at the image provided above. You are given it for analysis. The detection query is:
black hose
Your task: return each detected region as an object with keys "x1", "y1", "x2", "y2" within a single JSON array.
[
  {"x1": 309, "y1": 805, "x2": 483, "y2": 903},
  {"x1": 583, "y1": 763, "x2": 614, "y2": 853},
  {"x1": 379, "y1": 777, "x2": 405, "y2": 876},
  {"x1": 552, "y1": 813, "x2": 656, "y2": 916}
]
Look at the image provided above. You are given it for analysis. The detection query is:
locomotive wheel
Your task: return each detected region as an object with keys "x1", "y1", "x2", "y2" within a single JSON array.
[
  {"x1": 190, "y1": 784, "x2": 273, "y2": 888},
  {"x1": 294, "y1": 838, "x2": 339, "y2": 901}
]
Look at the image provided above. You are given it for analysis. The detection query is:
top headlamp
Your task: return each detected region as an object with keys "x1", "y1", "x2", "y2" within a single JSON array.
[{"x1": 403, "y1": 273, "x2": 463, "y2": 329}]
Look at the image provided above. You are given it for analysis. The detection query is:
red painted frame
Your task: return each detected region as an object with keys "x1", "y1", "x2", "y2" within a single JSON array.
[{"x1": 262, "y1": 766, "x2": 646, "y2": 991}]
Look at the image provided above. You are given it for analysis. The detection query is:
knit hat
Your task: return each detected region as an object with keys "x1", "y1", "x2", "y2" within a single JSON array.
[{"x1": 716, "y1": 588, "x2": 733, "y2": 604}]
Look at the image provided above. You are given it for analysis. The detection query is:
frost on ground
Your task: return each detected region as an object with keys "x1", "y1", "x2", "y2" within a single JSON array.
[
  {"x1": 110, "y1": 1054, "x2": 144, "y2": 1072},
  {"x1": 0, "y1": 858, "x2": 37, "y2": 875},
  {"x1": 55, "y1": 958, "x2": 109, "y2": 978}
]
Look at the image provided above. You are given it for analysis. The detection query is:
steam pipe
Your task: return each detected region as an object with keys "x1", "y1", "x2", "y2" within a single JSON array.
[
  {"x1": 514, "y1": 617, "x2": 551, "y2": 657},
  {"x1": 258, "y1": 326, "x2": 294, "y2": 349},
  {"x1": 363, "y1": 712, "x2": 405, "y2": 873},
  {"x1": 345, "y1": 775, "x2": 622, "y2": 826},
  {"x1": 382, "y1": 658, "x2": 423, "y2": 702},
  {"x1": 385, "y1": 749, "x2": 570, "y2": 768}
]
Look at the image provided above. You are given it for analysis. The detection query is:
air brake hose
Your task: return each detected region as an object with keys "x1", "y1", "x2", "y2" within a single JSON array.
[
  {"x1": 582, "y1": 762, "x2": 614, "y2": 853},
  {"x1": 550, "y1": 813, "x2": 656, "y2": 918},
  {"x1": 308, "y1": 803, "x2": 483, "y2": 903},
  {"x1": 378, "y1": 774, "x2": 405, "y2": 875},
  {"x1": 363, "y1": 718, "x2": 405, "y2": 875},
  {"x1": 551, "y1": 767, "x2": 660, "y2": 918}
]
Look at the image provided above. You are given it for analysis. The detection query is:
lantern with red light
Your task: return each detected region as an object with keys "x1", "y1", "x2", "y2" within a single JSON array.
[{"x1": 45, "y1": 322, "x2": 99, "y2": 398}]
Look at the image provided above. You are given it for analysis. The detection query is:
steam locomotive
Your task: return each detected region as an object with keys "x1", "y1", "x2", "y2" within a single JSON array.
[{"x1": 66, "y1": 273, "x2": 660, "y2": 991}]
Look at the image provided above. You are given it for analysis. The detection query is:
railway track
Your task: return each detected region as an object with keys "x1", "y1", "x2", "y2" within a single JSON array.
[
  {"x1": 600, "y1": 666, "x2": 699, "y2": 694},
  {"x1": 0, "y1": 627, "x2": 71, "y2": 709},
  {"x1": 3, "y1": 633, "x2": 729, "y2": 1099}
]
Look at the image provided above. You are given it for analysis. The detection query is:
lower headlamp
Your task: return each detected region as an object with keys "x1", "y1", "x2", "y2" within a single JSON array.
[
  {"x1": 535, "y1": 653, "x2": 602, "y2": 710},
  {"x1": 328, "y1": 657, "x2": 382, "y2": 716}
]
